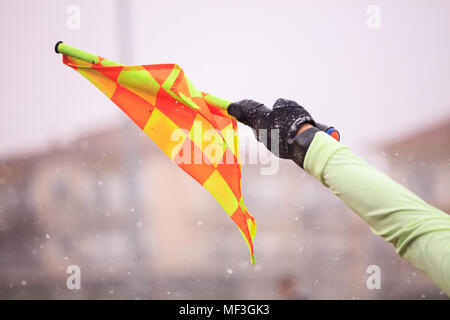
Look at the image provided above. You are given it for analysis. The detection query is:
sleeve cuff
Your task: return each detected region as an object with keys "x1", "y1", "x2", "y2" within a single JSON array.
[{"x1": 304, "y1": 131, "x2": 348, "y2": 186}]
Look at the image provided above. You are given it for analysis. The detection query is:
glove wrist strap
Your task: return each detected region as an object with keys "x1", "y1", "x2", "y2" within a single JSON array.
[{"x1": 289, "y1": 127, "x2": 320, "y2": 168}]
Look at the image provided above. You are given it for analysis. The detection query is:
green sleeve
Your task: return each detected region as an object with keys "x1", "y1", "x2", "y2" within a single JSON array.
[{"x1": 304, "y1": 132, "x2": 450, "y2": 295}]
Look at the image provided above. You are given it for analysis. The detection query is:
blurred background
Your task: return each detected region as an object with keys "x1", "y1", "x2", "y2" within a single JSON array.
[{"x1": 0, "y1": 0, "x2": 449, "y2": 299}]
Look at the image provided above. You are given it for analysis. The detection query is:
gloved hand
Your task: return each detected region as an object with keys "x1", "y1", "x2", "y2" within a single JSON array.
[{"x1": 227, "y1": 98, "x2": 340, "y2": 168}]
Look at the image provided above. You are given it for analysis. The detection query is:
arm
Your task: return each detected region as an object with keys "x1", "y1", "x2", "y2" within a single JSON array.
[
  {"x1": 304, "y1": 131, "x2": 450, "y2": 295},
  {"x1": 228, "y1": 98, "x2": 450, "y2": 296}
]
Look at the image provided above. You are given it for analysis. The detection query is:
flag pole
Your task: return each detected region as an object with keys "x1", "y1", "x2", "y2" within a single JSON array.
[
  {"x1": 55, "y1": 41, "x2": 101, "y2": 65},
  {"x1": 55, "y1": 41, "x2": 231, "y2": 111}
]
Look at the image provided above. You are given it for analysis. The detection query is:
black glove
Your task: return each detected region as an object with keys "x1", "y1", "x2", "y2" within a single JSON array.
[{"x1": 228, "y1": 98, "x2": 339, "y2": 168}]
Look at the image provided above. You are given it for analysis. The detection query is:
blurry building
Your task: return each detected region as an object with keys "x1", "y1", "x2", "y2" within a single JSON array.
[
  {"x1": 382, "y1": 117, "x2": 450, "y2": 213},
  {"x1": 375, "y1": 116, "x2": 450, "y2": 299},
  {"x1": 0, "y1": 120, "x2": 448, "y2": 299}
]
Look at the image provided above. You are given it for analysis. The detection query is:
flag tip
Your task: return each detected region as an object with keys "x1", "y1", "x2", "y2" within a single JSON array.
[{"x1": 55, "y1": 41, "x2": 63, "y2": 54}]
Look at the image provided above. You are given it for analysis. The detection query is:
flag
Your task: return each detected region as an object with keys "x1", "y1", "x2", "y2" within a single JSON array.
[{"x1": 61, "y1": 52, "x2": 257, "y2": 264}]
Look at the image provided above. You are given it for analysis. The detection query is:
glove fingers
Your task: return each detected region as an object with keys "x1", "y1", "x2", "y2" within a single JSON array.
[
  {"x1": 228, "y1": 99, "x2": 269, "y2": 128},
  {"x1": 273, "y1": 98, "x2": 301, "y2": 109}
]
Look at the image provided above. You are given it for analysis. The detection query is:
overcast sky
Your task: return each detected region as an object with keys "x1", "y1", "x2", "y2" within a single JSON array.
[{"x1": 1, "y1": 0, "x2": 449, "y2": 157}]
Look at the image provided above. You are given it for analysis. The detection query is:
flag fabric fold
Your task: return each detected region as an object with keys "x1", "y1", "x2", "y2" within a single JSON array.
[{"x1": 62, "y1": 53, "x2": 256, "y2": 264}]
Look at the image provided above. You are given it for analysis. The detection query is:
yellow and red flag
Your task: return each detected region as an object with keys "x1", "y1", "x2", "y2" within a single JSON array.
[{"x1": 58, "y1": 43, "x2": 256, "y2": 264}]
